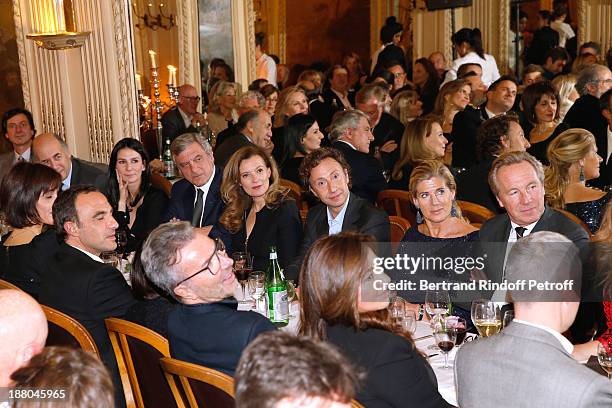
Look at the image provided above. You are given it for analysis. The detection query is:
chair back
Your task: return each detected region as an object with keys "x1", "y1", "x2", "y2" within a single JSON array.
[
  {"x1": 558, "y1": 209, "x2": 593, "y2": 239},
  {"x1": 280, "y1": 178, "x2": 307, "y2": 212},
  {"x1": 351, "y1": 400, "x2": 365, "y2": 408},
  {"x1": 160, "y1": 357, "x2": 235, "y2": 408},
  {"x1": 376, "y1": 189, "x2": 417, "y2": 226},
  {"x1": 0, "y1": 278, "x2": 21, "y2": 290},
  {"x1": 105, "y1": 318, "x2": 175, "y2": 408},
  {"x1": 389, "y1": 216, "x2": 410, "y2": 252},
  {"x1": 456, "y1": 200, "x2": 495, "y2": 227},
  {"x1": 41, "y1": 304, "x2": 100, "y2": 357},
  {"x1": 151, "y1": 171, "x2": 173, "y2": 198}
]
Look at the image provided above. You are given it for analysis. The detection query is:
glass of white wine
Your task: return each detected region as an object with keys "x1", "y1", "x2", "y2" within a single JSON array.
[
  {"x1": 471, "y1": 300, "x2": 501, "y2": 337},
  {"x1": 598, "y1": 342, "x2": 612, "y2": 380}
]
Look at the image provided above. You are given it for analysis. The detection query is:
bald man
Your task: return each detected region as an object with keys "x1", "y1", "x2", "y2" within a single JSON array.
[
  {"x1": 0, "y1": 289, "x2": 47, "y2": 387},
  {"x1": 162, "y1": 84, "x2": 206, "y2": 143}
]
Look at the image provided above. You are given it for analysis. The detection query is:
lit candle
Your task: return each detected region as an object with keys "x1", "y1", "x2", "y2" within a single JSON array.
[
  {"x1": 172, "y1": 68, "x2": 177, "y2": 86},
  {"x1": 167, "y1": 65, "x2": 175, "y2": 85},
  {"x1": 135, "y1": 73, "x2": 142, "y2": 90},
  {"x1": 149, "y1": 50, "x2": 157, "y2": 68}
]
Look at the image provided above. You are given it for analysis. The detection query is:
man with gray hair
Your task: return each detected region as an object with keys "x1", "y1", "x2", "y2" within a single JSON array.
[
  {"x1": 141, "y1": 221, "x2": 275, "y2": 376},
  {"x1": 457, "y1": 232, "x2": 612, "y2": 408},
  {"x1": 214, "y1": 109, "x2": 273, "y2": 166},
  {"x1": 563, "y1": 64, "x2": 612, "y2": 187},
  {"x1": 161, "y1": 84, "x2": 206, "y2": 143},
  {"x1": 330, "y1": 110, "x2": 387, "y2": 203},
  {"x1": 163, "y1": 133, "x2": 227, "y2": 244}
]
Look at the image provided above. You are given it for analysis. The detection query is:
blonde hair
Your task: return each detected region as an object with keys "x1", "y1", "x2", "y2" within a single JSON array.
[
  {"x1": 544, "y1": 128, "x2": 596, "y2": 209},
  {"x1": 408, "y1": 159, "x2": 463, "y2": 219},
  {"x1": 390, "y1": 89, "x2": 420, "y2": 125},
  {"x1": 551, "y1": 74, "x2": 577, "y2": 120},
  {"x1": 432, "y1": 79, "x2": 471, "y2": 117},
  {"x1": 209, "y1": 81, "x2": 238, "y2": 114},
  {"x1": 273, "y1": 86, "x2": 307, "y2": 128},
  {"x1": 391, "y1": 116, "x2": 442, "y2": 182},
  {"x1": 220, "y1": 146, "x2": 289, "y2": 233}
]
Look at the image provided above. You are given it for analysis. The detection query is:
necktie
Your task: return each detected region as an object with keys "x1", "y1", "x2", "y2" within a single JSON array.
[
  {"x1": 17, "y1": 156, "x2": 24, "y2": 162},
  {"x1": 515, "y1": 226, "x2": 527, "y2": 238},
  {"x1": 192, "y1": 188, "x2": 204, "y2": 227}
]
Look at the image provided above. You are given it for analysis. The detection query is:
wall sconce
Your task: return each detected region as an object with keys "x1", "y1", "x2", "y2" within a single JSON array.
[
  {"x1": 134, "y1": 1, "x2": 176, "y2": 31},
  {"x1": 26, "y1": 0, "x2": 90, "y2": 50}
]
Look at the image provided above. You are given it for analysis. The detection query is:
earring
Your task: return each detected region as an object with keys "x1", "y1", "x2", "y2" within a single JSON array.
[
  {"x1": 451, "y1": 201, "x2": 458, "y2": 217},
  {"x1": 416, "y1": 208, "x2": 423, "y2": 224},
  {"x1": 579, "y1": 165, "x2": 585, "y2": 182}
]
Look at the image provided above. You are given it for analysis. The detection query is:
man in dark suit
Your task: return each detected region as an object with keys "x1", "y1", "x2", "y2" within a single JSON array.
[
  {"x1": 456, "y1": 113, "x2": 530, "y2": 213},
  {"x1": 38, "y1": 185, "x2": 136, "y2": 406},
  {"x1": 355, "y1": 83, "x2": 403, "y2": 170},
  {"x1": 0, "y1": 108, "x2": 36, "y2": 181},
  {"x1": 599, "y1": 89, "x2": 612, "y2": 188},
  {"x1": 214, "y1": 90, "x2": 264, "y2": 149},
  {"x1": 32, "y1": 133, "x2": 106, "y2": 190},
  {"x1": 163, "y1": 133, "x2": 228, "y2": 244},
  {"x1": 141, "y1": 222, "x2": 275, "y2": 376},
  {"x1": 451, "y1": 75, "x2": 518, "y2": 169},
  {"x1": 563, "y1": 65, "x2": 612, "y2": 188},
  {"x1": 214, "y1": 109, "x2": 273, "y2": 167},
  {"x1": 285, "y1": 148, "x2": 389, "y2": 280},
  {"x1": 161, "y1": 84, "x2": 206, "y2": 143},
  {"x1": 329, "y1": 110, "x2": 387, "y2": 203},
  {"x1": 541, "y1": 47, "x2": 569, "y2": 80},
  {"x1": 310, "y1": 65, "x2": 353, "y2": 134},
  {"x1": 525, "y1": 10, "x2": 559, "y2": 66}
]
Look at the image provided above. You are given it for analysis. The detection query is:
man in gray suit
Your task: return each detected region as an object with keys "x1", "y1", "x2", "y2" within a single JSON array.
[
  {"x1": 456, "y1": 231, "x2": 612, "y2": 408},
  {"x1": 0, "y1": 108, "x2": 36, "y2": 181}
]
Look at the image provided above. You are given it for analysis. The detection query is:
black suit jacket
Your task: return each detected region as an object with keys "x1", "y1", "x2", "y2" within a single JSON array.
[
  {"x1": 327, "y1": 325, "x2": 452, "y2": 408},
  {"x1": 332, "y1": 141, "x2": 388, "y2": 203},
  {"x1": 168, "y1": 300, "x2": 276, "y2": 376},
  {"x1": 525, "y1": 27, "x2": 559, "y2": 65},
  {"x1": 562, "y1": 94, "x2": 610, "y2": 188},
  {"x1": 455, "y1": 159, "x2": 501, "y2": 214},
  {"x1": 286, "y1": 193, "x2": 389, "y2": 280},
  {"x1": 214, "y1": 123, "x2": 239, "y2": 150},
  {"x1": 163, "y1": 167, "x2": 228, "y2": 245},
  {"x1": 450, "y1": 105, "x2": 490, "y2": 169},
  {"x1": 310, "y1": 87, "x2": 352, "y2": 135},
  {"x1": 161, "y1": 107, "x2": 197, "y2": 142},
  {"x1": 478, "y1": 206, "x2": 589, "y2": 284},
  {"x1": 70, "y1": 157, "x2": 106, "y2": 188},
  {"x1": 372, "y1": 112, "x2": 404, "y2": 170},
  {"x1": 213, "y1": 134, "x2": 253, "y2": 167}
]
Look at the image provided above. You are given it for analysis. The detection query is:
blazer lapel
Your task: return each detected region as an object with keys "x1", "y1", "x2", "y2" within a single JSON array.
[
  {"x1": 341, "y1": 193, "x2": 361, "y2": 231},
  {"x1": 202, "y1": 166, "x2": 222, "y2": 225},
  {"x1": 314, "y1": 207, "x2": 329, "y2": 237},
  {"x1": 532, "y1": 206, "x2": 553, "y2": 233},
  {"x1": 183, "y1": 185, "x2": 196, "y2": 220}
]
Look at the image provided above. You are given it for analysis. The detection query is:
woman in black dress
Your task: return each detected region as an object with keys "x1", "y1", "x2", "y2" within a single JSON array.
[
  {"x1": 106, "y1": 138, "x2": 168, "y2": 251},
  {"x1": 412, "y1": 58, "x2": 440, "y2": 115},
  {"x1": 279, "y1": 113, "x2": 323, "y2": 185},
  {"x1": 220, "y1": 145, "x2": 302, "y2": 271}
]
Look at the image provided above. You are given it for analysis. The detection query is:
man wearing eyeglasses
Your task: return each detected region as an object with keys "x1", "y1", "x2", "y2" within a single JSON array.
[
  {"x1": 161, "y1": 84, "x2": 206, "y2": 143},
  {"x1": 563, "y1": 64, "x2": 612, "y2": 188},
  {"x1": 142, "y1": 221, "x2": 275, "y2": 376}
]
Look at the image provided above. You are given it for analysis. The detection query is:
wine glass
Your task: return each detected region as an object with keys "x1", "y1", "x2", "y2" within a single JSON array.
[
  {"x1": 598, "y1": 342, "x2": 612, "y2": 380},
  {"x1": 471, "y1": 300, "x2": 501, "y2": 337},
  {"x1": 433, "y1": 318, "x2": 457, "y2": 369},
  {"x1": 115, "y1": 230, "x2": 128, "y2": 255},
  {"x1": 232, "y1": 252, "x2": 252, "y2": 303},
  {"x1": 400, "y1": 310, "x2": 417, "y2": 334},
  {"x1": 248, "y1": 271, "x2": 266, "y2": 315},
  {"x1": 389, "y1": 296, "x2": 407, "y2": 323},
  {"x1": 425, "y1": 289, "x2": 451, "y2": 324},
  {"x1": 446, "y1": 316, "x2": 467, "y2": 346}
]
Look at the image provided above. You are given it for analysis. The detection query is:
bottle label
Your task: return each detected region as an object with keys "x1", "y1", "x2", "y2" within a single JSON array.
[
  {"x1": 269, "y1": 252, "x2": 278, "y2": 260},
  {"x1": 269, "y1": 289, "x2": 288, "y2": 322}
]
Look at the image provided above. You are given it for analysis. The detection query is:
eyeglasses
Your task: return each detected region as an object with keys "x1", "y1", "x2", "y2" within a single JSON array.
[
  {"x1": 174, "y1": 238, "x2": 226, "y2": 287},
  {"x1": 393, "y1": 72, "x2": 406, "y2": 78},
  {"x1": 182, "y1": 96, "x2": 201, "y2": 102},
  {"x1": 594, "y1": 78, "x2": 612, "y2": 84}
]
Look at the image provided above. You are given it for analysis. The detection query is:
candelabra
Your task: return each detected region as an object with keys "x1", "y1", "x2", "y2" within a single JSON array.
[
  {"x1": 150, "y1": 67, "x2": 163, "y2": 158},
  {"x1": 167, "y1": 84, "x2": 179, "y2": 105}
]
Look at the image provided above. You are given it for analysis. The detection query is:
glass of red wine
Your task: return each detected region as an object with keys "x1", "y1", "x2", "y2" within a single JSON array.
[
  {"x1": 433, "y1": 318, "x2": 457, "y2": 369},
  {"x1": 446, "y1": 316, "x2": 467, "y2": 346},
  {"x1": 232, "y1": 252, "x2": 252, "y2": 303}
]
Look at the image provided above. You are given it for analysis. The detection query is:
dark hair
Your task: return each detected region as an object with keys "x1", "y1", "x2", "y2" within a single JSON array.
[
  {"x1": 380, "y1": 16, "x2": 403, "y2": 44},
  {"x1": 236, "y1": 109, "x2": 262, "y2": 133},
  {"x1": 215, "y1": 63, "x2": 235, "y2": 83},
  {"x1": 255, "y1": 32, "x2": 265, "y2": 47},
  {"x1": 269, "y1": 54, "x2": 280, "y2": 65},
  {"x1": 368, "y1": 69, "x2": 395, "y2": 87},
  {"x1": 324, "y1": 64, "x2": 349, "y2": 89},
  {"x1": 299, "y1": 147, "x2": 351, "y2": 189},
  {"x1": 107, "y1": 138, "x2": 151, "y2": 210},
  {"x1": 11, "y1": 346, "x2": 114, "y2": 408},
  {"x1": 538, "y1": 10, "x2": 553, "y2": 25},
  {"x1": 209, "y1": 58, "x2": 226, "y2": 70},
  {"x1": 457, "y1": 62, "x2": 482, "y2": 78},
  {"x1": 521, "y1": 81, "x2": 560, "y2": 124},
  {"x1": 545, "y1": 47, "x2": 570, "y2": 63},
  {"x1": 451, "y1": 28, "x2": 484, "y2": 59},
  {"x1": 282, "y1": 114, "x2": 317, "y2": 165},
  {"x1": 552, "y1": 3, "x2": 568, "y2": 19},
  {"x1": 488, "y1": 74, "x2": 519, "y2": 91},
  {"x1": 2, "y1": 107, "x2": 36, "y2": 137},
  {"x1": 580, "y1": 41, "x2": 601, "y2": 56},
  {"x1": 0, "y1": 162, "x2": 62, "y2": 228},
  {"x1": 414, "y1": 57, "x2": 440, "y2": 94},
  {"x1": 52, "y1": 185, "x2": 99, "y2": 241},
  {"x1": 248, "y1": 78, "x2": 268, "y2": 91},
  {"x1": 259, "y1": 83, "x2": 279, "y2": 99},
  {"x1": 235, "y1": 331, "x2": 359, "y2": 408},
  {"x1": 522, "y1": 64, "x2": 546, "y2": 81},
  {"x1": 600, "y1": 88, "x2": 612, "y2": 112},
  {"x1": 477, "y1": 112, "x2": 522, "y2": 161}
]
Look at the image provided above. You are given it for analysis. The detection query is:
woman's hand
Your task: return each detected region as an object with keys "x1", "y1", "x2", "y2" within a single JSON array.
[
  {"x1": 379, "y1": 140, "x2": 398, "y2": 154},
  {"x1": 117, "y1": 172, "x2": 128, "y2": 212}
]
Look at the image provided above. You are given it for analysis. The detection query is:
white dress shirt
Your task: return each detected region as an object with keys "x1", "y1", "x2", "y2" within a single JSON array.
[
  {"x1": 513, "y1": 319, "x2": 574, "y2": 354},
  {"x1": 327, "y1": 195, "x2": 350, "y2": 235},
  {"x1": 442, "y1": 51, "x2": 501, "y2": 87},
  {"x1": 14, "y1": 147, "x2": 32, "y2": 162},
  {"x1": 69, "y1": 244, "x2": 104, "y2": 263},
  {"x1": 192, "y1": 166, "x2": 216, "y2": 227}
]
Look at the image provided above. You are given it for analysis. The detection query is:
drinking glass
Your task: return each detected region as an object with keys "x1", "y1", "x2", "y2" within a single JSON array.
[
  {"x1": 400, "y1": 310, "x2": 417, "y2": 334},
  {"x1": 446, "y1": 316, "x2": 468, "y2": 346},
  {"x1": 116, "y1": 230, "x2": 128, "y2": 255},
  {"x1": 425, "y1": 289, "x2": 451, "y2": 324},
  {"x1": 248, "y1": 271, "x2": 266, "y2": 314},
  {"x1": 232, "y1": 252, "x2": 252, "y2": 303},
  {"x1": 389, "y1": 296, "x2": 407, "y2": 323},
  {"x1": 471, "y1": 300, "x2": 501, "y2": 337},
  {"x1": 433, "y1": 318, "x2": 457, "y2": 369},
  {"x1": 598, "y1": 342, "x2": 612, "y2": 380}
]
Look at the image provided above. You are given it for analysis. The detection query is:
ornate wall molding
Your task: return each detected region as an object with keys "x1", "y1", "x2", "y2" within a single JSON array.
[
  {"x1": 177, "y1": 0, "x2": 200, "y2": 90},
  {"x1": 230, "y1": 0, "x2": 256, "y2": 89},
  {"x1": 498, "y1": 0, "x2": 510, "y2": 74},
  {"x1": 12, "y1": 0, "x2": 31, "y2": 110}
]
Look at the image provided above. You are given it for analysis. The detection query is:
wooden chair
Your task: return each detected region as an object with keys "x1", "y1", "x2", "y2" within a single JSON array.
[
  {"x1": 41, "y1": 304, "x2": 100, "y2": 357},
  {"x1": 0, "y1": 278, "x2": 21, "y2": 290},
  {"x1": 280, "y1": 178, "x2": 307, "y2": 212},
  {"x1": 105, "y1": 318, "x2": 176, "y2": 408},
  {"x1": 160, "y1": 357, "x2": 235, "y2": 408},
  {"x1": 456, "y1": 200, "x2": 496, "y2": 228},
  {"x1": 151, "y1": 171, "x2": 173, "y2": 198},
  {"x1": 558, "y1": 209, "x2": 593, "y2": 239},
  {"x1": 376, "y1": 189, "x2": 417, "y2": 226},
  {"x1": 389, "y1": 215, "x2": 410, "y2": 253},
  {"x1": 351, "y1": 400, "x2": 365, "y2": 408}
]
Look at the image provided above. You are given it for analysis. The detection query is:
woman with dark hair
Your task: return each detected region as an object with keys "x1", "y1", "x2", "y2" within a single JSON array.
[
  {"x1": 0, "y1": 161, "x2": 61, "y2": 296},
  {"x1": 412, "y1": 58, "x2": 440, "y2": 115},
  {"x1": 107, "y1": 138, "x2": 168, "y2": 251},
  {"x1": 299, "y1": 232, "x2": 451, "y2": 408},
  {"x1": 444, "y1": 28, "x2": 500, "y2": 86},
  {"x1": 371, "y1": 16, "x2": 406, "y2": 74},
  {"x1": 260, "y1": 83, "x2": 279, "y2": 118},
  {"x1": 280, "y1": 114, "x2": 323, "y2": 184},
  {"x1": 220, "y1": 145, "x2": 302, "y2": 271}
]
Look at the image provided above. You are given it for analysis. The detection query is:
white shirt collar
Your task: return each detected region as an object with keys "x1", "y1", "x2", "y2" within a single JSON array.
[
  {"x1": 63, "y1": 159, "x2": 73, "y2": 190},
  {"x1": 178, "y1": 106, "x2": 192, "y2": 128},
  {"x1": 484, "y1": 106, "x2": 499, "y2": 119},
  {"x1": 14, "y1": 147, "x2": 31, "y2": 161},
  {"x1": 513, "y1": 319, "x2": 574, "y2": 354},
  {"x1": 509, "y1": 219, "x2": 538, "y2": 242},
  {"x1": 606, "y1": 127, "x2": 612, "y2": 164},
  {"x1": 337, "y1": 139, "x2": 357, "y2": 151},
  {"x1": 69, "y1": 244, "x2": 104, "y2": 263}
]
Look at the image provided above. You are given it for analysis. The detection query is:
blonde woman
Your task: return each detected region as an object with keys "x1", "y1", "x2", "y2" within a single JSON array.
[
  {"x1": 390, "y1": 89, "x2": 423, "y2": 125},
  {"x1": 551, "y1": 74, "x2": 579, "y2": 121},
  {"x1": 207, "y1": 81, "x2": 238, "y2": 135},
  {"x1": 432, "y1": 79, "x2": 471, "y2": 134},
  {"x1": 545, "y1": 128, "x2": 610, "y2": 233},
  {"x1": 271, "y1": 86, "x2": 309, "y2": 162},
  {"x1": 220, "y1": 145, "x2": 302, "y2": 271}
]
